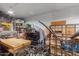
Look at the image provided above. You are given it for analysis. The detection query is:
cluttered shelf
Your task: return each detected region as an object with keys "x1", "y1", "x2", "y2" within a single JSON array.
[{"x1": 48, "y1": 24, "x2": 79, "y2": 56}]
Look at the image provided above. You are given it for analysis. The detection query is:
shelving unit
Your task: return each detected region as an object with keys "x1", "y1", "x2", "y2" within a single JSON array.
[
  {"x1": 13, "y1": 19, "x2": 25, "y2": 33},
  {"x1": 49, "y1": 24, "x2": 79, "y2": 56}
]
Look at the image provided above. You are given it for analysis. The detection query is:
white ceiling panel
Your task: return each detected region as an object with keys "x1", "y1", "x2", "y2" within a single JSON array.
[{"x1": 0, "y1": 3, "x2": 79, "y2": 18}]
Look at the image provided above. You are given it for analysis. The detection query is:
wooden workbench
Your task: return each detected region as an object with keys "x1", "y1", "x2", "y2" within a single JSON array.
[{"x1": 0, "y1": 38, "x2": 31, "y2": 55}]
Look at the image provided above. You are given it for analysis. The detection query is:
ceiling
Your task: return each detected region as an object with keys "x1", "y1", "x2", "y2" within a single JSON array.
[{"x1": 0, "y1": 3, "x2": 79, "y2": 18}]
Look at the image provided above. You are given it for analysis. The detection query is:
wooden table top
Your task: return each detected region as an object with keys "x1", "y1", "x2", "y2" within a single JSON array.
[{"x1": 0, "y1": 38, "x2": 31, "y2": 50}]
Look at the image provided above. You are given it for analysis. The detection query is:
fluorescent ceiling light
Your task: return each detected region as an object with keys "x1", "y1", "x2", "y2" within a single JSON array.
[{"x1": 8, "y1": 10, "x2": 14, "y2": 15}]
